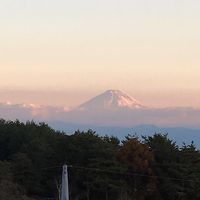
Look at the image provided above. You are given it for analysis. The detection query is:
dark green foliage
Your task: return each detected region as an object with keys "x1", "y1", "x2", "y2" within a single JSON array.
[
  {"x1": 0, "y1": 119, "x2": 200, "y2": 199},
  {"x1": 143, "y1": 134, "x2": 200, "y2": 200}
]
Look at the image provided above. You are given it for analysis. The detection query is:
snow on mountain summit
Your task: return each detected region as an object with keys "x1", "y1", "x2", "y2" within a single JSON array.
[{"x1": 77, "y1": 90, "x2": 144, "y2": 111}]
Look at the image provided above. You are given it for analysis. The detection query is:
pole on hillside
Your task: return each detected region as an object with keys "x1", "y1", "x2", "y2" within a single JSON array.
[{"x1": 61, "y1": 164, "x2": 69, "y2": 200}]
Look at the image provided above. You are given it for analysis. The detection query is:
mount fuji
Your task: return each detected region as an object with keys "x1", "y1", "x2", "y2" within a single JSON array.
[{"x1": 76, "y1": 90, "x2": 145, "y2": 111}]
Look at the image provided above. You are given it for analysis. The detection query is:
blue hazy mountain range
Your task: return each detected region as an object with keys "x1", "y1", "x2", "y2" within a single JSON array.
[{"x1": 48, "y1": 121, "x2": 200, "y2": 148}]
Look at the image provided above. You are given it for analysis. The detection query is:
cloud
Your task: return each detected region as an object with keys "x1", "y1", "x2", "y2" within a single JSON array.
[{"x1": 1, "y1": 101, "x2": 200, "y2": 128}]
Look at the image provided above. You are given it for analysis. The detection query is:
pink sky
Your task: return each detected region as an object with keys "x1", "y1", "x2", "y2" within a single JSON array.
[{"x1": 1, "y1": 0, "x2": 200, "y2": 108}]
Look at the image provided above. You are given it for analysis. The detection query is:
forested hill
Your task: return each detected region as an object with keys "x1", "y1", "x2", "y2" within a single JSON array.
[{"x1": 0, "y1": 119, "x2": 200, "y2": 200}]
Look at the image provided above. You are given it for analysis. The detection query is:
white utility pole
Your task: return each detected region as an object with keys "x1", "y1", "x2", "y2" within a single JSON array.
[{"x1": 61, "y1": 164, "x2": 69, "y2": 200}]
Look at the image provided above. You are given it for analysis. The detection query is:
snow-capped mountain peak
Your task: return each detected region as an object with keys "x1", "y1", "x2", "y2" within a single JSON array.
[{"x1": 77, "y1": 90, "x2": 144, "y2": 111}]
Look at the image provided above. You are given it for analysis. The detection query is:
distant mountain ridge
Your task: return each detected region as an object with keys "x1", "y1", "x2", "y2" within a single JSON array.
[{"x1": 48, "y1": 121, "x2": 200, "y2": 148}]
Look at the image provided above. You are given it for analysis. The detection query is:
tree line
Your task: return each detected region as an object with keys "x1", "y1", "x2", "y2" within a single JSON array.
[{"x1": 0, "y1": 119, "x2": 200, "y2": 200}]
